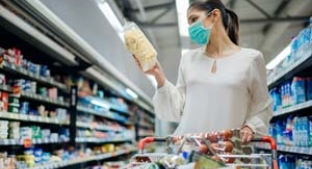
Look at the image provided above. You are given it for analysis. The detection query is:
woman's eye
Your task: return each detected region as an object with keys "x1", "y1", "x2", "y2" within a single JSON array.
[{"x1": 189, "y1": 17, "x2": 198, "y2": 24}]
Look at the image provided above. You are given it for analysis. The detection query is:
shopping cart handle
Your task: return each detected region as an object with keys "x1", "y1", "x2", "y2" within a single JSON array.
[
  {"x1": 252, "y1": 136, "x2": 278, "y2": 169},
  {"x1": 251, "y1": 136, "x2": 277, "y2": 150},
  {"x1": 138, "y1": 137, "x2": 166, "y2": 152}
]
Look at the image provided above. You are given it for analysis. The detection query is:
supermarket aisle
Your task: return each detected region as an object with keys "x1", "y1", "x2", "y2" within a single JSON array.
[{"x1": 0, "y1": 0, "x2": 311, "y2": 168}]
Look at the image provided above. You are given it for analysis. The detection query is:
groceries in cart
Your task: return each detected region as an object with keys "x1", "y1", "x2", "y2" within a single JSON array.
[{"x1": 126, "y1": 129, "x2": 278, "y2": 169}]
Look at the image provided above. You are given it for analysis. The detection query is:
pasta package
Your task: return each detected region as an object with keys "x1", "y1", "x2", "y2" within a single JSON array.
[{"x1": 123, "y1": 22, "x2": 157, "y2": 72}]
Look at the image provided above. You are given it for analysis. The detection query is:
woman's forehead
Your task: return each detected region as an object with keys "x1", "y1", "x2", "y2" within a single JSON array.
[{"x1": 187, "y1": 8, "x2": 204, "y2": 18}]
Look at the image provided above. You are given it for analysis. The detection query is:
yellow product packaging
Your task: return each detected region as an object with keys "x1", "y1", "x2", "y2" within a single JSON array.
[
  {"x1": 105, "y1": 144, "x2": 115, "y2": 153},
  {"x1": 123, "y1": 22, "x2": 157, "y2": 72}
]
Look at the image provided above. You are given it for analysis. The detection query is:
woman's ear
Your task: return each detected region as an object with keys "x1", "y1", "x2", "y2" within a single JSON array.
[{"x1": 211, "y1": 9, "x2": 221, "y2": 22}]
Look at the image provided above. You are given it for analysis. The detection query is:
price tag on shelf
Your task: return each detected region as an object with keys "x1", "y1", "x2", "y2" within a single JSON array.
[
  {"x1": 44, "y1": 117, "x2": 49, "y2": 123},
  {"x1": 3, "y1": 139, "x2": 9, "y2": 145},
  {"x1": 23, "y1": 138, "x2": 32, "y2": 148},
  {"x1": 11, "y1": 113, "x2": 18, "y2": 119},
  {"x1": 302, "y1": 148, "x2": 308, "y2": 154},
  {"x1": 20, "y1": 114, "x2": 27, "y2": 120}
]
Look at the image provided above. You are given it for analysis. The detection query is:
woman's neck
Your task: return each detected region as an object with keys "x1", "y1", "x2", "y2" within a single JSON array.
[{"x1": 205, "y1": 30, "x2": 239, "y2": 58}]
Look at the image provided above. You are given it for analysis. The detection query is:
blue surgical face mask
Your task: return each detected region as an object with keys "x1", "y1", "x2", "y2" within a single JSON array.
[{"x1": 188, "y1": 15, "x2": 213, "y2": 45}]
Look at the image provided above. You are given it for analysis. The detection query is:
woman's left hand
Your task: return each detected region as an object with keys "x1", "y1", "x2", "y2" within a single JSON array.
[{"x1": 240, "y1": 126, "x2": 254, "y2": 144}]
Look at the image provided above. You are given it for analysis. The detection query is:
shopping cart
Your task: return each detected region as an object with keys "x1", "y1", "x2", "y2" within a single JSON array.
[{"x1": 127, "y1": 129, "x2": 278, "y2": 169}]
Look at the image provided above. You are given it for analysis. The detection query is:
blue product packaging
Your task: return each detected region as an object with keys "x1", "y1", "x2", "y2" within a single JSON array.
[
  {"x1": 276, "y1": 121, "x2": 284, "y2": 145},
  {"x1": 291, "y1": 37, "x2": 299, "y2": 60},
  {"x1": 291, "y1": 77, "x2": 306, "y2": 105},
  {"x1": 308, "y1": 116, "x2": 312, "y2": 147},
  {"x1": 41, "y1": 152, "x2": 50, "y2": 162},
  {"x1": 278, "y1": 155, "x2": 286, "y2": 169},
  {"x1": 307, "y1": 78, "x2": 312, "y2": 101},
  {"x1": 310, "y1": 16, "x2": 312, "y2": 44},
  {"x1": 40, "y1": 65, "x2": 50, "y2": 77}
]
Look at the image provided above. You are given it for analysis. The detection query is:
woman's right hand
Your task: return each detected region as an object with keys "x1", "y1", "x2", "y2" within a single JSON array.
[{"x1": 133, "y1": 55, "x2": 166, "y2": 88}]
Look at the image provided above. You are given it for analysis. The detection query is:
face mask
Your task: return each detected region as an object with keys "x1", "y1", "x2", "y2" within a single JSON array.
[{"x1": 188, "y1": 16, "x2": 213, "y2": 45}]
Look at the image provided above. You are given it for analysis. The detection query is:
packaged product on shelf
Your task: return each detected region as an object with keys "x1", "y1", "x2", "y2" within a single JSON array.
[
  {"x1": 0, "y1": 120, "x2": 8, "y2": 139},
  {"x1": 0, "y1": 73, "x2": 6, "y2": 85},
  {"x1": 9, "y1": 122, "x2": 20, "y2": 139},
  {"x1": 40, "y1": 65, "x2": 50, "y2": 77},
  {"x1": 310, "y1": 16, "x2": 312, "y2": 44},
  {"x1": 309, "y1": 116, "x2": 312, "y2": 147},
  {"x1": 3, "y1": 48, "x2": 23, "y2": 65},
  {"x1": 19, "y1": 102, "x2": 29, "y2": 114},
  {"x1": 31, "y1": 126, "x2": 42, "y2": 139},
  {"x1": 48, "y1": 87, "x2": 58, "y2": 99},
  {"x1": 307, "y1": 78, "x2": 312, "y2": 101},
  {"x1": 20, "y1": 127, "x2": 32, "y2": 140},
  {"x1": 0, "y1": 91, "x2": 9, "y2": 112},
  {"x1": 291, "y1": 77, "x2": 306, "y2": 105},
  {"x1": 269, "y1": 87, "x2": 282, "y2": 112},
  {"x1": 123, "y1": 21, "x2": 157, "y2": 72},
  {"x1": 59, "y1": 128, "x2": 69, "y2": 141},
  {"x1": 281, "y1": 83, "x2": 292, "y2": 108},
  {"x1": 41, "y1": 129, "x2": 51, "y2": 138}
]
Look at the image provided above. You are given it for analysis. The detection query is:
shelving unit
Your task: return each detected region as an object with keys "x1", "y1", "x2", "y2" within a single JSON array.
[
  {"x1": 75, "y1": 137, "x2": 132, "y2": 143},
  {"x1": 255, "y1": 143, "x2": 312, "y2": 156},
  {"x1": 77, "y1": 105, "x2": 130, "y2": 125},
  {"x1": 273, "y1": 100, "x2": 312, "y2": 117},
  {"x1": 0, "y1": 1, "x2": 155, "y2": 168},
  {"x1": 24, "y1": 148, "x2": 136, "y2": 169},
  {"x1": 0, "y1": 138, "x2": 69, "y2": 146},
  {"x1": 1, "y1": 61, "x2": 68, "y2": 92},
  {"x1": 0, "y1": 112, "x2": 69, "y2": 125},
  {"x1": 21, "y1": 92, "x2": 69, "y2": 107},
  {"x1": 0, "y1": 84, "x2": 69, "y2": 107},
  {"x1": 260, "y1": 22, "x2": 312, "y2": 168},
  {"x1": 267, "y1": 50, "x2": 312, "y2": 88},
  {"x1": 76, "y1": 121, "x2": 122, "y2": 132}
]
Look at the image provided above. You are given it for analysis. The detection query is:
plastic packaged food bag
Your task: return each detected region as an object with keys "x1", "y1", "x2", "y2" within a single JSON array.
[{"x1": 123, "y1": 22, "x2": 157, "y2": 72}]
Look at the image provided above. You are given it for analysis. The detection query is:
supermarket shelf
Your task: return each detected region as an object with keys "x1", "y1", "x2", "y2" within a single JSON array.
[
  {"x1": 138, "y1": 123, "x2": 154, "y2": 130},
  {"x1": 254, "y1": 143, "x2": 312, "y2": 155},
  {"x1": 75, "y1": 137, "x2": 131, "y2": 143},
  {"x1": 21, "y1": 92, "x2": 70, "y2": 107},
  {"x1": 1, "y1": 61, "x2": 68, "y2": 92},
  {"x1": 138, "y1": 133, "x2": 154, "y2": 137},
  {"x1": 0, "y1": 84, "x2": 12, "y2": 92},
  {"x1": 0, "y1": 85, "x2": 69, "y2": 107},
  {"x1": 0, "y1": 138, "x2": 69, "y2": 146},
  {"x1": 0, "y1": 112, "x2": 69, "y2": 125},
  {"x1": 26, "y1": 149, "x2": 136, "y2": 169},
  {"x1": 76, "y1": 121, "x2": 122, "y2": 132},
  {"x1": 267, "y1": 50, "x2": 312, "y2": 88},
  {"x1": 273, "y1": 100, "x2": 312, "y2": 117},
  {"x1": 110, "y1": 107, "x2": 131, "y2": 116},
  {"x1": 77, "y1": 106, "x2": 129, "y2": 125}
]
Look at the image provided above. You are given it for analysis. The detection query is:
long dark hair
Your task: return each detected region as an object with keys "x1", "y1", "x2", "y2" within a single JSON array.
[{"x1": 188, "y1": 0, "x2": 239, "y2": 45}]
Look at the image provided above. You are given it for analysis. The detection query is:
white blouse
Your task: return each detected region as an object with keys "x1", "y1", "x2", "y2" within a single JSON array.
[{"x1": 153, "y1": 48, "x2": 273, "y2": 135}]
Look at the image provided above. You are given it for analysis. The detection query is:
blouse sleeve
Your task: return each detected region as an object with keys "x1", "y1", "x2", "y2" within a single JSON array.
[
  {"x1": 245, "y1": 51, "x2": 273, "y2": 136},
  {"x1": 152, "y1": 54, "x2": 187, "y2": 122}
]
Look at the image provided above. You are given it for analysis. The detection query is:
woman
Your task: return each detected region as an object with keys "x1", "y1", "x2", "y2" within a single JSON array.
[{"x1": 135, "y1": 0, "x2": 272, "y2": 143}]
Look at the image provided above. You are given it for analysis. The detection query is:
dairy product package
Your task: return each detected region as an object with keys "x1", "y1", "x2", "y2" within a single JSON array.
[{"x1": 123, "y1": 22, "x2": 157, "y2": 72}]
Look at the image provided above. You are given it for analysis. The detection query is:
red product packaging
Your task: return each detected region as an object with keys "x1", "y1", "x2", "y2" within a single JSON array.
[
  {"x1": 0, "y1": 92, "x2": 9, "y2": 112},
  {"x1": 48, "y1": 88, "x2": 58, "y2": 99}
]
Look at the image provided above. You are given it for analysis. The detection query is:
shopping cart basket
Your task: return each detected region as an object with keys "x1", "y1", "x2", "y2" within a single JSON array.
[{"x1": 128, "y1": 130, "x2": 278, "y2": 169}]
